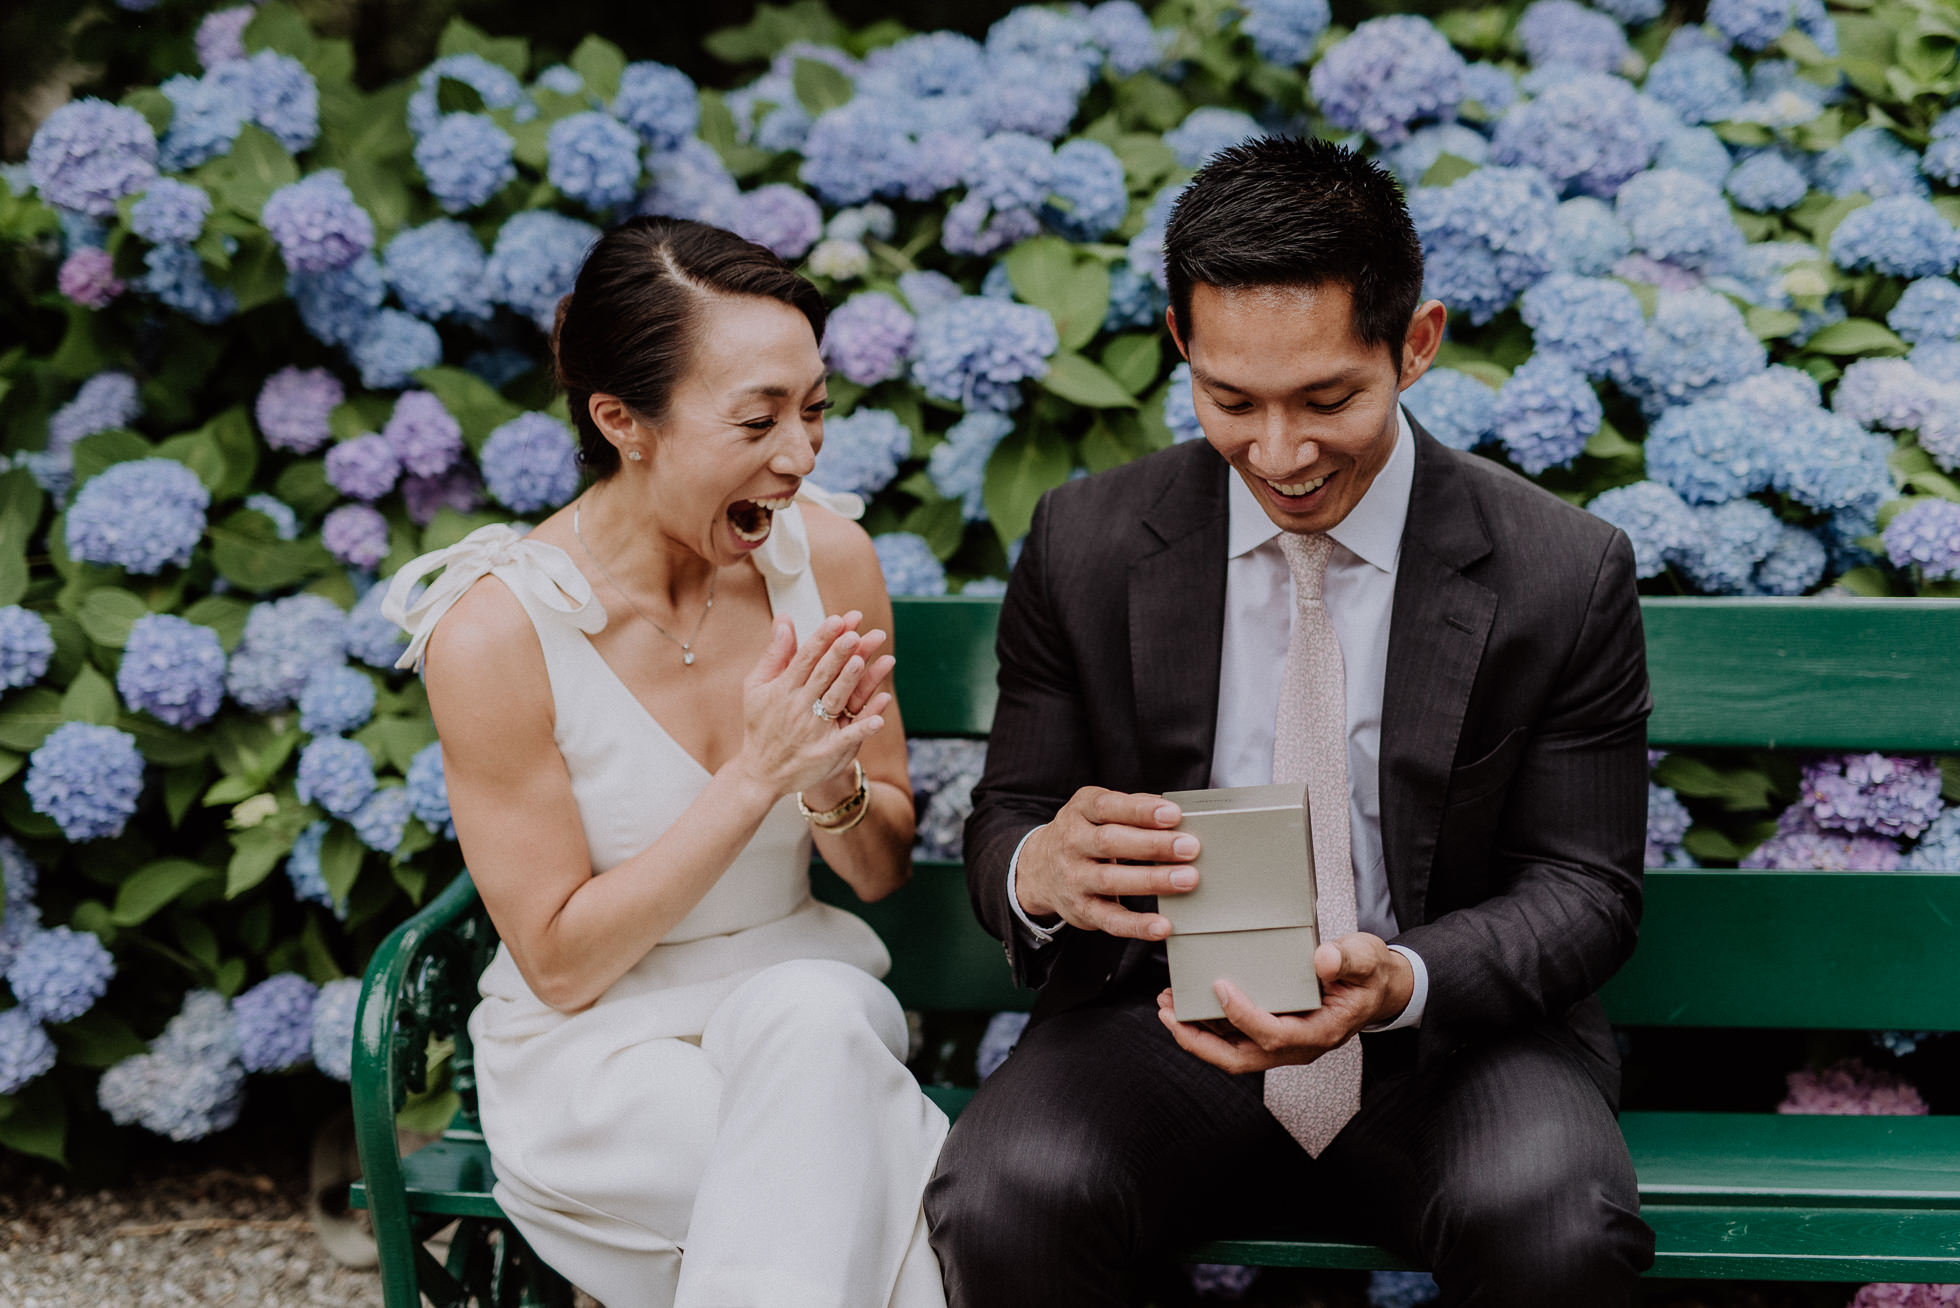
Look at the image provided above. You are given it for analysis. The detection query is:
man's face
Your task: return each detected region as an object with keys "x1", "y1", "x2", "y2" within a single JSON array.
[{"x1": 1171, "y1": 282, "x2": 1427, "y2": 536}]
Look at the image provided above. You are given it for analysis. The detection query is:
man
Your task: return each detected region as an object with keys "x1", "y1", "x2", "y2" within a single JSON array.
[{"x1": 924, "y1": 136, "x2": 1657, "y2": 1306}]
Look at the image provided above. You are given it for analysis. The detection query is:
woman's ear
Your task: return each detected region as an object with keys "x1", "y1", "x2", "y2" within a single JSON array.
[{"x1": 588, "y1": 393, "x2": 642, "y2": 457}]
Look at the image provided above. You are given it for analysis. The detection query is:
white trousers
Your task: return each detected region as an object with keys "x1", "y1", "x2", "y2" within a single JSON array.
[{"x1": 491, "y1": 959, "x2": 950, "y2": 1308}]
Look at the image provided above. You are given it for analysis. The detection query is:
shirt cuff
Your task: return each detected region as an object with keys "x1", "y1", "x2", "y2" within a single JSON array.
[
  {"x1": 1362, "y1": 944, "x2": 1428, "y2": 1032},
  {"x1": 1005, "y1": 824, "x2": 1060, "y2": 947}
]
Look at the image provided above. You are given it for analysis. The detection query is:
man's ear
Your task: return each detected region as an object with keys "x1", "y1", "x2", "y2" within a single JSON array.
[
  {"x1": 1397, "y1": 300, "x2": 1448, "y2": 390},
  {"x1": 1165, "y1": 306, "x2": 1189, "y2": 362}
]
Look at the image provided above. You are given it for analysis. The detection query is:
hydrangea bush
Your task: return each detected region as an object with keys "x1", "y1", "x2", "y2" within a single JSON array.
[{"x1": 0, "y1": 0, "x2": 1957, "y2": 1203}]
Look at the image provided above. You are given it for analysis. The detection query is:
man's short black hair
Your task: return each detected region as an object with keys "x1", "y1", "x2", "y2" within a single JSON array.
[{"x1": 1163, "y1": 136, "x2": 1426, "y2": 366}]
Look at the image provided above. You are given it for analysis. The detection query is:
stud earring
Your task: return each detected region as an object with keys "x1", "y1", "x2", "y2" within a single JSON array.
[{"x1": 627, "y1": 449, "x2": 644, "y2": 462}]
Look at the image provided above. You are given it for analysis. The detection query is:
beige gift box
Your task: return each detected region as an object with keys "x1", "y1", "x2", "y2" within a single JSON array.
[{"x1": 1160, "y1": 783, "x2": 1323, "y2": 1023}]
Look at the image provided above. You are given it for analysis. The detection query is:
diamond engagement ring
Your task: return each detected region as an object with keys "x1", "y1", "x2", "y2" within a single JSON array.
[{"x1": 813, "y1": 699, "x2": 840, "y2": 722}]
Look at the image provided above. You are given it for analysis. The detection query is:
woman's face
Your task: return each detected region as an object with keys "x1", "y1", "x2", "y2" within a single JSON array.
[{"x1": 622, "y1": 295, "x2": 830, "y2": 566}]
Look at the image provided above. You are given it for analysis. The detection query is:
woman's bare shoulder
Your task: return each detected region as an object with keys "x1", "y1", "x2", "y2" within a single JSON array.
[
  {"x1": 800, "y1": 500, "x2": 883, "y2": 597},
  {"x1": 419, "y1": 575, "x2": 552, "y2": 734}
]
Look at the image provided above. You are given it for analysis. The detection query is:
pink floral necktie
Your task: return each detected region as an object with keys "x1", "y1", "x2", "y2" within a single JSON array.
[{"x1": 1264, "y1": 531, "x2": 1362, "y2": 1158}]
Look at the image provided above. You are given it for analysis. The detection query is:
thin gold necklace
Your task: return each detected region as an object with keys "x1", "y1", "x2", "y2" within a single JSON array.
[{"x1": 571, "y1": 499, "x2": 716, "y2": 667}]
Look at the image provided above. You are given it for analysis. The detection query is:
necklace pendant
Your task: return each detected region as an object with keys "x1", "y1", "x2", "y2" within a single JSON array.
[{"x1": 682, "y1": 650, "x2": 695, "y2": 666}]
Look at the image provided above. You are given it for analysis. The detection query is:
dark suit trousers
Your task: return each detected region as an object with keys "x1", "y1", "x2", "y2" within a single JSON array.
[{"x1": 924, "y1": 979, "x2": 1653, "y2": 1308}]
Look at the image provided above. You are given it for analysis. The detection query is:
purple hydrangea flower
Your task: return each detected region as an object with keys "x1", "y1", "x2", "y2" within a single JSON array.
[
  {"x1": 927, "y1": 411, "x2": 1015, "y2": 520},
  {"x1": 638, "y1": 137, "x2": 741, "y2": 226},
  {"x1": 481, "y1": 412, "x2": 579, "y2": 513},
  {"x1": 812, "y1": 408, "x2": 913, "y2": 499},
  {"x1": 256, "y1": 367, "x2": 343, "y2": 453},
  {"x1": 58, "y1": 248, "x2": 123, "y2": 309},
  {"x1": 290, "y1": 255, "x2": 385, "y2": 347},
  {"x1": 406, "y1": 741, "x2": 454, "y2": 839},
  {"x1": 1647, "y1": 782, "x2": 1691, "y2": 865},
  {"x1": 1586, "y1": 481, "x2": 1698, "y2": 578},
  {"x1": 613, "y1": 62, "x2": 699, "y2": 152},
  {"x1": 66, "y1": 458, "x2": 210, "y2": 574},
  {"x1": 1802, "y1": 754, "x2": 1945, "y2": 839},
  {"x1": 1309, "y1": 15, "x2": 1467, "y2": 146},
  {"x1": 0, "y1": 606, "x2": 54, "y2": 691},
  {"x1": 298, "y1": 665, "x2": 377, "y2": 737},
  {"x1": 1781, "y1": 1059, "x2": 1927, "y2": 1116},
  {"x1": 0, "y1": 1008, "x2": 56, "y2": 1095},
  {"x1": 402, "y1": 466, "x2": 485, "y2": 527},
  {"x1": 485, "y1": 211, "x2": 601, "y2": 332},
  {"x1": 263, "y1": 171, "x2": 374, "y2": 275},
  {"x1": 873, "y1": 532, "x2": 949, "y2": 596},
  {"x1": 225, "y1": 593, "x2": 348, "y2": 712},
  {"x1": 296, "y1": 736, "x2": 377, "y2": 819},
  {"x1": 1744, "y1": 806, "x2": 1904, "y2": 872},
  {"x1": 407, "y1": 54, "x2": 529, "y2": 139},
  {"x1": 324, "y1": 433, "x2": 400, "y2": 501},
  {"x1": 349, "y1": 310, "x2": 442, "y2": 391},
  {"x1": 1402, "y1": 368, "x2": 1498, "y2": 451},
  {"x1": 547, "y1": 111, "x2": 643, "y2": 213},
  {"x1": 231, "y1": 973, "x2": 317, "y2": 1072},
  {"x1": 1492, "y1": 355, "x2": 1600, "y2": 475},
  {"x1": 28, "y1": 98, "x2": 157, "y2": 217},
  {"x1": 196, "y1": 6, "x2": 253, "y2": 69},
  {"x1": 382, "y1": 391, "x2": 464, "y2": 478},
  {"x1": 823, "y1": 292, "x2": 915, "y2": 386},
  {"x1": 350, "y1": 785, "x2": 412, "y2": 853},
  {"x1": 1884, "y1": 498, "x2": 1960, "y2": 581},
  {"x1": 414, "y1": 113, "x2": 517, "y2": 214},
  {"x1": 1829, "y1": 196, "x2": 1960, "y2": 280},
  {"x1": 733, "y1": 183, "x2": 823, "y2": 260},
  {"x1": 383, "y1": 219, "x2": 491, "y2": 323},
  {"x1": 311, "y1": 977, "x2": 362, "y2": 1081},
  {"x1": 911, "y1": 297, "x2": 1058, "y2": 412},
  {"x1": 1411, "y1": 166, "x2": 1558, "y2": 325},
  {"x1": 25, "y1": 723, "x2": 145, "y2": 841},
  {"x1": 322, "y1": 503, "x2": 390, "y2": 570},
  {"x1": 7, "y1": 925, "x2": 114, "y2": 1023},
  {"x1": 97, "y1": 989, "x2": 245, "y2": 1140},
  {"x1": 119, "y1": 613, "x2": 226, "y2": 729}
]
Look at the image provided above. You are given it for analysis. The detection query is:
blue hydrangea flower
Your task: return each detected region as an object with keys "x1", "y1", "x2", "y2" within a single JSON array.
[
  {"x1": 1643, "y1": 46, "x2": 1745, "y2": 125},
  {"x1": 812, "y1": 408, "x2": 912, "y2": 499},
  {"x1": 909, "y1": 736, "x2": 987, "y2": 859},
  {"x1": 1517, "y1": 0, "x2": 1630, "y2": 72},
  {"x1": 1829, "y1": 196, "x2": 1959, "y2": 279},
  {"x1": 131, "y1": 179, "x2": 212, "y2": 245},
  {"x1": 0, "y1": 1008, "x2": 55, "y2": 1095},
  {"x1": 0, "y1": 606, "x2": 55, "y2": 691},
  {"x1": 324, "y1": 433, "x2": 400, "y2": 502},
  {"x1": 637, "y1": 137, "x2": 741, "y2": 226},
  {"x1": 210, "y1": 50, "x2": 319, "y2": 153},
  {"x1": 613, "y1": 62, "x2": 699, "y2": 152},
  {"x1": 1643, "y1": 397, "x2": 1775, "y2": 503},
  {"x1": 311, "y1": 976, "x2": 362, "y2": 1081},
  {"x1": 407, "y1": 54, "x2": 530, "y2": 139},
  {"x1": 232, "y1": 973, "x2": 317, "y2": 1072},
  {"x1": 243, "y1": 493, "x2": 300, "y2": 540},
  {"x1": 7, "y1": 925, "x2": 114, "y2": 1023},
  {"x1": 350, "y1": 309, "x2": 442, "y2": 391},
  {"x1": 296, "y1": 736, "x2": 377, "y2": 819},
  {"x1": 1765, "y1": 407, "x2": 1893, "y2": 517},
  {"x1": 26, "y1": 722, "x2": 144, "y2": 842},
  {"x1": 975, "y1": 1008, "x2": 1029, "y2": 1080},
  {"x1": 414, "y1": 113, "x2": 517, "y2": 214},
  {"x1": 481, "y1": 412, "x2": 579, "y2": 513},
  {"x1": 406, "y1": 741, "x2": 454, "y2": 839},
  {"x1": 351, "y1": 785, "x2": 413, "y2": 853},
  {"x1": 1905, "y1": 807, "x2": 1960, "y2": 872},
  {"x1": 1309, "y1": 15, "x2": 1467, "y2": 146},
  {"x1": 119, "y1": 613, "x2": 226, "y2": 730},
  {"x1": 1726, "y1": 364, "x2": 1823, "y2": 420},
  {"x1": 1913, "y1": 340, "x2": 1960, "y2": 386},
  {"x1": 898, "y1": 270, "x2": 964, "y2": 318},
  {"x1": 1586, "y1": 480, "x2": 1698, "y2": 577},
  {"x1": 255, "y1": 366, "x2": 343, "y2": 454},
  {"x1": 859, "y1": 32, "x2": 980, "y2": 101},
  {"x1": 1726, "y1": 152, "x2": 1808, "y2": 212},
  {"x1": 1652, "y1": 123, "x2": 1735, "y2": 189},
  {"x1": 66, "y1": 458, "x2": 209, "y2": 574},
  {"x1": 798, "y1": 101, "x2": 918, "y2": 206},
  {"x1": 290, "y1": 255, "x2": 385, "y2": 348},
  {"x1": 298, "y1": 665, "x2": 376, "y2": 738},
  {"x1": 1888, "y1": 279, "x2": 1960, "y2": 345},
  {"x1": 928, "y1": 411, "x2": 1015, "y2": 520},
  {"x1": 1884, "y1": 498, "x2": 1960, "y2": 580},
  {"x1": 1367, "y1": 1269, "x2": 1442, "y2": 1308},
  {"x1": 226, "y1": 593, "x2": 348, "y2": 712},
  {"x1": 32, "y1": 371, "x2": 141, "y2": 497},
  {"x1": 284, "y1": 820, "x2": 340, "y2": 914},
  {"x1": 978, "y1": 53, "x2": 1086, "y2": 140},
  {"x1": 1492, "y1": 355, "x2": 1600, "y2": 475},
  {"x1": 1402, "y1": 368, "x2": 1498, "y2": 450},
  {"x1": 1678, "y1": 497, "x2": 1783, "y2": 593},
  {"x1": 1616, "y1": 169, "x2": 1745, "y2": 275},
  {"x1": 1241, "y1": 0, "x2": 1330, "y2": 64},
  {"x1": 1410, "y1": 166, "x2": 1558, "y2": 325},
  {"x1": 873, "y1": 532, "x2": 949, "y2": 597},
  {"x1": 139, "y1": 244, "x2": 237, "y2": 325},
  {"x1": 323, "y1": 503, "x2": 390, "y2": 570},
  {"x1": 1521, "y1": 274, "x2": 1645, "y2": 383},
  {"x1": 1089, "y1": 0, "x2": 1164, "y2": 77},
  {"x1": 382, "y1": 390, "x2": 464, "y2": 480},
  {"x1": 98, "y1": 989, "x2": 245, "y2": 1140},
  {"x1": 1925, "y1": 136, "x2": 1960, "y2": 189},
  {"x1": 485, "y1": 211, "x2": 601, "y2": 333},
  {"x1": 943, "y1": 192, "x2": 1041, "y2": 258},
  {"x1": 823, "y1": 292, "x2": 915, "y2": 386},
  {"x1": 1626, "y1": 288, "x2": 1767, "y2": 415},
  {"x1": 546, "y1": 111, "x2": 642, "y2": 213},
  {"x1": 987, "y1": 4, "x2": 1102, "y2": 76},
  {"x1": 1551, "y1": 197, "x2": 1633, "y2": 276},
  {"x1": 1813, "y1": 126, "x2": 1928, "y2": 200},
  {"x1": 262, "y1": 171, "x2": 374, "y2": 275},
  {"x1": 1165, "y1": 362, "x2": 1207, "y2": 443},
  {"x1": 1381, "y1": 123, "x2": 1490, "y2": 188},
  {"x1": 533, "y1": 64, "x2": 587, "y2": 99},
  {"x1": 1104, "y1": 260, "x2": 1166, "y2": 331},
  {"x1": 196, "y1": 6, "x2": 253, "y2": 69},
  {"x1": 1164, "y1": 108, "x2": 1263, "y2": 169},
  {"x1": 1489, "y1": 72, "x2": 1662, "y2": 200},
  {"x1": 733, "y1": 183, "x2": 823, "y2": 260},
  {"x1": 1646, "y1": 781, "x2": 1691, "y2": 865},
  {"x1": 1711, "y1": 0, "x2": 1835, "y2": 51},
  {"x1": 155, "y1": 72, "x2": 246, "y2": 172},
  {"x1": 344, "y1": 583, "x2": 408, "y2": 670},
  {"x1": 1832, "y1": 358, "x2": 1938, "y2": 432},
  {"x1": 1751, "y1": 522, "x2": 1827, "y2": 595},
  {"x1": 1044, "y1": 139, "x2": 1127, "y2": 241},
  {"x1": 384, "y1": 220, "x2": 491, "y2": 323},
  {"x1": 0, "y1": 840, "x2": 40, "y2": 976},
  {"x1": 911, "y1": 297, "x2": 1058, "y2": 412},
  {"x1": 727, "y1": 69, "x2": 810, "y2": 153}
]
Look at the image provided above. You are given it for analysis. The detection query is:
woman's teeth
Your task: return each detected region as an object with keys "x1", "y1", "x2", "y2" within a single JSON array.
[
  {"x1": 1267, "y1": 474, "x2": 1330, "y2": 497},
  {"x1": 751, "y1": 495, "x2": 794, "y2": 511}
]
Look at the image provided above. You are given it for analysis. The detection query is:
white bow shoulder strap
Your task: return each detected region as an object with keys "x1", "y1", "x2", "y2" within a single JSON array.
[
  {"x1": 381, "y1": 523, "x2": 606, "y2": 674},
  {"x1": 751, "y1": 482, "x2": 867, "y2": 585}
]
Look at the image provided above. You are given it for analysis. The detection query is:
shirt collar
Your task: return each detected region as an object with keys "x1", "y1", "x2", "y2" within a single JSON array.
[{"x1": 1224, "y1": 406, "x2": 1416, "y2": 573}]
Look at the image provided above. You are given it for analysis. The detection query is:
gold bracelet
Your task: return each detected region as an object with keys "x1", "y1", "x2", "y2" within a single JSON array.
[
  {"x1": 798, "y1": 761, "x2": 867, "y2": 829},
  {"x1": 814, "y1": 785, "x2": 872, "y2": 834}
]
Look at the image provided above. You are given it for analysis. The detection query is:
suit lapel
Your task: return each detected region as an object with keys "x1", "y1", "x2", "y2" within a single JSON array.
[
  {"x1": 1381, "y1": 425, "x2": 1496, "y2": 928},
  {"x1": 1128, "y1": 443, "x2": 1230, "y2": 793}
]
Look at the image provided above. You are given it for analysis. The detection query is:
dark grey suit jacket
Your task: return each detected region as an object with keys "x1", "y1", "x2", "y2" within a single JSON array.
[{"x1": 962, "y1": 422, "x2": 1651, "y2": 1087}]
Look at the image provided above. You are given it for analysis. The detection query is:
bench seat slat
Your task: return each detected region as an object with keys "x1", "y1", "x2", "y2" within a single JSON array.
[{"x1": 1624, "y1": 1113, "x2": 1960, "y2": 1207}]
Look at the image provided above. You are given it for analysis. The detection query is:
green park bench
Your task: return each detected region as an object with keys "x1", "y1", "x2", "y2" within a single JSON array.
[{"x1": 350, "y1": 595, "x2": 1960, "y2": 1306}]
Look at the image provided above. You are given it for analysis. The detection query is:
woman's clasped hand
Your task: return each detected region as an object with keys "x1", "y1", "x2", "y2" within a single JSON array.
[{"x1": 735, "y1": 609, "x2": 895, "y2": 804}]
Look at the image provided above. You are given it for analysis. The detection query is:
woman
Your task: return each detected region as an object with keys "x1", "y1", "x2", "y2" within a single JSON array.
[{"x1": 382, "y1": 217, "x2": 947, "y2": 1308}]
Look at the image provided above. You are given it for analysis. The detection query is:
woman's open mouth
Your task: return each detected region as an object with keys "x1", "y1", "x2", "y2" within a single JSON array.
[{"x1": 727, "y1": 494, "x2": 796, "y2": 543}]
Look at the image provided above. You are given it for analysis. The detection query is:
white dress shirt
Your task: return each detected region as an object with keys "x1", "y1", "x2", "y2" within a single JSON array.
[{"x1": 1007, "y1": 408, "x2": 1429, "y2": 1030}]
